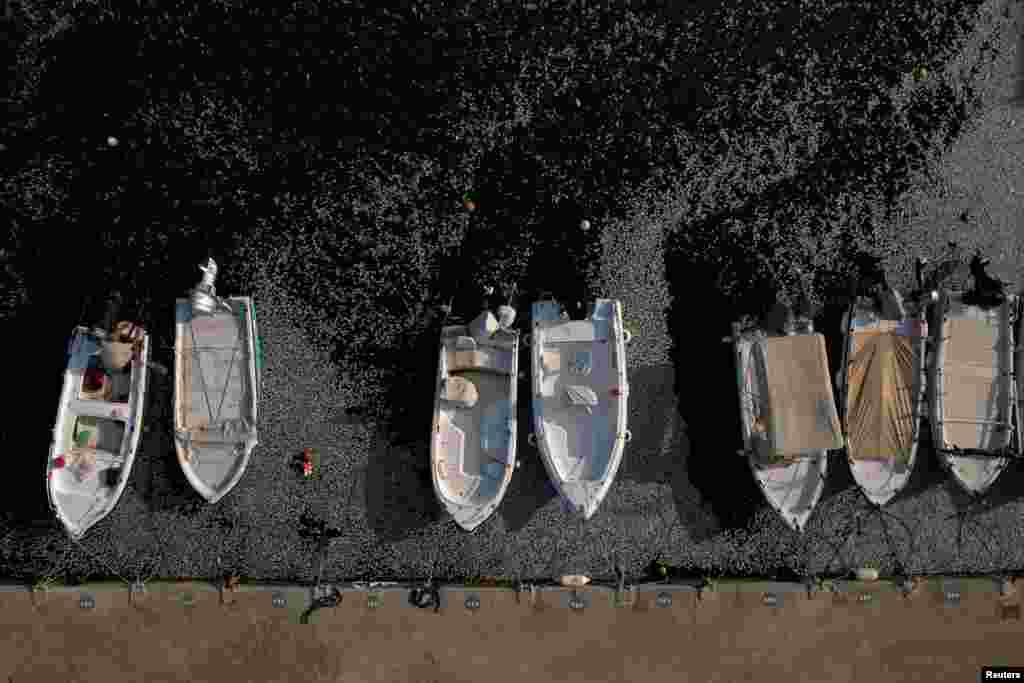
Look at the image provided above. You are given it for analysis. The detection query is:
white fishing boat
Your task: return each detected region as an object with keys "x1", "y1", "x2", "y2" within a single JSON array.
[
  {"x1": 724, "y1": 312, "x2": 842, "y2": 532},
  {"x1": 48, "y1": 317, "x2": 149, "y2": 539},
  {"x1": 930, "y1": 291, "x2": 1019, "y2": 495},
  {"x1": 431, "y1": 304, "x2": 519, "y2": 531},
  {"x1": 527, "y1": 298, "x2": 631, "y2": 519},
  {"x1": 837, "y1": 286, "x2": 929, "y2": 506},
  {"x1": 174, "y1": 258, "x2": 261, "y2": 503}
]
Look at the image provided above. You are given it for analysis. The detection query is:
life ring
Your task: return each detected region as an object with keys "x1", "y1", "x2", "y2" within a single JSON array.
[{"x1": 622, "y1": 430, "x2": 632, "y2": 443}]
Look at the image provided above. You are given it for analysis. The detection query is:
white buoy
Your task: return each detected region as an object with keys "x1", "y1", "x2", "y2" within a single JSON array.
[
  {"x1": 580, "y1": 220, "x2": 591, "y2": 231},
  {"x1": 855, "y1": 568, "x2": 879, "y2": 582},
  {"x1": 107, "y1": 136, "x2": 119, "y2": 147}
]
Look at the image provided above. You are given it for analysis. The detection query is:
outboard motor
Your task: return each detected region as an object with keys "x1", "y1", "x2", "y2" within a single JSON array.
[
  {"x1": 964, "y1": 250, "x2": 1007, "y2": 308},
  {"x1": 190, "y1": 257, "x2": 233, "y2": 316},
  {"x1": 469, "y1": 310, "x2": 499, "y2": 339},
  {"x1": 763, "y1": 301, "x2": 795, "y2": 335},
  {"x1": 496, "y1": 305, "x2": 516, "y2": 330}
]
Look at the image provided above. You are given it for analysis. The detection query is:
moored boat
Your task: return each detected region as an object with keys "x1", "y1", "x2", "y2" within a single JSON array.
[
  {"x1": 527, "y1": 298, "x2": 631, "y2": 519},
  {"x1": 174, "y1": 258, "x2": 261, "y2": 503},
  {"x1": 930, "y1": 277, "x2": 1019, "y2": 495},
  {"x1": 48, "y1": 303, "x2": 149, "y2": 538},
  {"x1": 724, "y1": 306, "x2": 841, "y2": 531},
  {"x1": 838, "y1": 284, "x2": 929, "y2": 506},
  {"x1": 431, "y1": 300, "x2": 519, "y2": 531}
]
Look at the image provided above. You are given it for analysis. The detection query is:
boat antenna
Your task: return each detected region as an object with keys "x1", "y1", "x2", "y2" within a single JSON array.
[{"x1": 504, "y1": 282, "x2": 518, "y2": 307}]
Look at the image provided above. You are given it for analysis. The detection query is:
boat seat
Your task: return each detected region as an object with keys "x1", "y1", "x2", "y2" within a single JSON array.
[
  {"x1": 441, "y1": 376, "x2": 479, "y2": 409},
  {"x1": 189, "y1": 418, "x2": 253, "y2": 442},
  {"x1": 544, "y1": 321, "x2": 603, "y2": 344},
  {"x1": 447, "y1": 346, "x2": 513, "y2": 375},
  {"x1": 67, "y1": 447, "x2": 125, "y2": 469},
  {"x1": 435, "y1": 423, "x2": 476, "y2": 499},
  {"x1": 542, "y1": 350, "x2": 561, "y2": 373},
  {"x1": 542, "y1": 421, "x2": 569, "y2": 459}
]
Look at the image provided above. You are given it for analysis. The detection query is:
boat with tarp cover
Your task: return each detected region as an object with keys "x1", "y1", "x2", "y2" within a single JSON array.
[
  {"x1": 527, "y1": 298, "x2": 632, "y2": 519},
  {"x1": 929, "y1": 289, "x2": 1020, "y2": 496},
  {"x1": 174, "y1": 257, "x2": 262, "y2": 503},
  {"x1": 837, "y1": 286, "x2": 929, "y2": 506},
  {"x1": 725, "y1": 306, "x2": 842, "y2": 532}
]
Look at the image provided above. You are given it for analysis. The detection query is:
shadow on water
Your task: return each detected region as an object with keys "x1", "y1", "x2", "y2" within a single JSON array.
[
  {"x1": 358, "y1": 142, "x2": 606, "y2": 535},
  {"x1": 663, "y1": 213, "x2": 784, "y2": 531},
  {"x1": 616, "y1": 364, "x2": 720, "y2": 543},
  {"x1": 364, "y1": 434, "x2": 440, "y2": 542}
]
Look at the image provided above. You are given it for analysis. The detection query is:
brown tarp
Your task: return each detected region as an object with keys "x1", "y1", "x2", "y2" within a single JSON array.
[
  {"x1": 846, "y1": 331, "x2": 920, "y2": 462},
  {"x1": 759, "y1": 334, "x2": 843, "y2": 455},
  {"x1": 939, "y1": 301, "x2": 1012, "y2": 451}
]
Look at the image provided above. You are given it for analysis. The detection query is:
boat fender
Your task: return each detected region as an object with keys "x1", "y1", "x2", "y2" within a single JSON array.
[
  {"x1": 527, "y1": 433, "x2": 536, "y2": 447},
  {"x1": 523, "y1": 334, "x2": 531, "y2": 348},
  {"x1": 623, "y1": 329, "x2": 633, "y2": 345}
]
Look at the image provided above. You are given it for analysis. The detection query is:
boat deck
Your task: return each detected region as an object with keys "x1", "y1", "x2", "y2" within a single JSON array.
[
  {"x1": 535, "y1": 339, "x2": 620, "y2": 482},
  {"x1": 174, "y1": 298, "x2": 258, "y2": 499}
]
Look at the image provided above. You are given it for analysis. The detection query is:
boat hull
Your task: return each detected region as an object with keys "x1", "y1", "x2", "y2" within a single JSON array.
[
  {"x1": 529, "y1": 299, "x2": 629, "y2": 519},
  {"x1": 48, "y1": 326, "x2": 149, "y2": 539},
  {"x1": 430, "y1": 311, "x2": 519, "y2": 531},
  {"x1": 174, "y1": 297, "x2": 260, "y2": 504}
]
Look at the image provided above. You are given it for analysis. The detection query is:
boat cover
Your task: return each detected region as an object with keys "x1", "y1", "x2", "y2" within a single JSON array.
[
  {"x1": 846, "y1": 330, "x2": 920, "y2": 462},
  {"x1": 939, "y1": 300, "x2": 1012, "y2": 451},
  {"x1": 758, "y1": 334, "x2": 843, "y2": 455}
]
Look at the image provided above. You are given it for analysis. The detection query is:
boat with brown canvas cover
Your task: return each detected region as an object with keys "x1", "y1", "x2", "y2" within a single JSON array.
[
  {"x1": 837, "y1": 285, "x2": 929, "y2": 506},
  {"x1": 929, "y1": 285, "x2": 1020, "y2": 496},
  {"x1": 724, "y1": 305, "x2": 842, "y2": 531},
  {"x1": 174, "y1": 258, "x2": 262, "y2": 504}
]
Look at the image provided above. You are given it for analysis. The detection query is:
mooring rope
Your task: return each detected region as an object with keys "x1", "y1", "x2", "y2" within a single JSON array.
[
  {"x1": 947, "y1": 495, "x2": 1007, "y2": 573},
  {"x1": 817, "y1": 489, "x2": 918, "y2": 577},
  {"x1": 69, "y1": 537, "x2": 133, "y2": 587}
]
